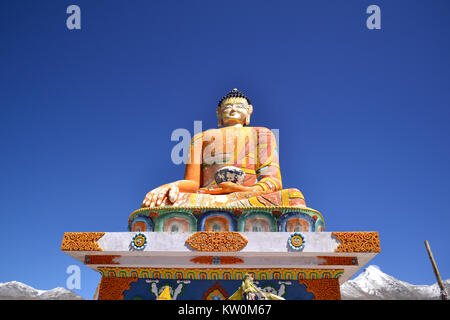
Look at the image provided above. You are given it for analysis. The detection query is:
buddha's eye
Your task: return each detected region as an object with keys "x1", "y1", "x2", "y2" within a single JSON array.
[{"x1": 223, "y1": 104, "x2": 245, "y2": 111}]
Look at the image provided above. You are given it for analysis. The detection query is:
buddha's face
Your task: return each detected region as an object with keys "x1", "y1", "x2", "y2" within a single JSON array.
[{"x1": 217, "y1": 97, "x2": 253, "y2": 127}]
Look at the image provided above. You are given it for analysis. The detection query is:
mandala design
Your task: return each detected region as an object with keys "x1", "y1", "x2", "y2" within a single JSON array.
[
  {"x1": 288, "y1": 233, "x2": 305, "y2": 250},
  {"x1": 131, "y1": 233, "x2": 148, "y2": 250}
]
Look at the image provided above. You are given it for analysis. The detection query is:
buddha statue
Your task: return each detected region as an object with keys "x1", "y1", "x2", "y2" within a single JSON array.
[{"x1": 141, "y1": 88, "x2": 307, "y2": 209}]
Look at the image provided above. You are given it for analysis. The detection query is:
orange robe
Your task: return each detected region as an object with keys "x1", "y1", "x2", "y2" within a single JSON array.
[{"x1": 166, "y1": 126, "x2": 305, "y2": 207}]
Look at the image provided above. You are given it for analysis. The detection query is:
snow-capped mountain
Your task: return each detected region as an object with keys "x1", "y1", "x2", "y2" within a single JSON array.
[
  {"x1": 0, "y1": 281, "x2": 84, "y2": 300},
  {"x1": 1, "y1": 266, "x2": 448, "y2": 300},
  {"x1": 341, "y1": 265, "x2": 450, "y2": 300}
]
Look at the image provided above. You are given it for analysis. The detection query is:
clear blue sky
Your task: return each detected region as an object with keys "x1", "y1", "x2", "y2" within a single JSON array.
[{"x1": 1, "y1": 0, "x2": 449, "y2": 299}]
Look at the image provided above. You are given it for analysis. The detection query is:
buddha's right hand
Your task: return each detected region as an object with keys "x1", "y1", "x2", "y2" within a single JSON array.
[{"x1": 142, "y1": 183, "x2": 179, "y2": 207}]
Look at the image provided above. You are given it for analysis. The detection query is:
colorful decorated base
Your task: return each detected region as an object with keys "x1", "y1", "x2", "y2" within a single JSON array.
[
  {"x1": 97, "y1": 277, "x2": 342, "y2": 300},
  {"x1": 61, "y1": 230, "x2": 380, "y2": 295},
  {"x1": 128, "y1": 206, "x2": 325, "y2": 233}
]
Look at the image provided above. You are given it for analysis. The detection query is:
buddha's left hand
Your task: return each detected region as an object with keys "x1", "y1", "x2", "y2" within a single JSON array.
[{"x1": 199, "y1": 182, "x2": 260, "y2": 195}]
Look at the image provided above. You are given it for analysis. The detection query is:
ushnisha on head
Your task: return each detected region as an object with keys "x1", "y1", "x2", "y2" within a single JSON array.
[{"x1": 216, "y1": 88, "x2": 253, "y2": 127}]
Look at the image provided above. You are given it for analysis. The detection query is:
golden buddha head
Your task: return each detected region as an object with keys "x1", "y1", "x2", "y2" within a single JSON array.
[{"x1": 217, "y1": 88, "x2": 253, "y2": 127}]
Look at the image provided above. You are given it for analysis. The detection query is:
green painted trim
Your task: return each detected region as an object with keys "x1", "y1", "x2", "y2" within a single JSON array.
[
  {"x1": 153, "y1": 211, "x2": 197, "y2": 232},
  {"x1": 237, "y1": 211, "x2": 277, "y2": 232},
  {"x1": 129, "y1": 206, "x2": 325, "y2": 232}
]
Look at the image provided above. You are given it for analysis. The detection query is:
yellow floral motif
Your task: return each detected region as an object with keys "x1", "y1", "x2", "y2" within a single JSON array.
[
  {"x1": 186, "y1": 232, "x2": 248, "y2": 252},
  {"x1": 61, "y1": 232, "x2": 105, "y2": 251},
  {"x1": 97, "y1": 267, "x2": 344, "y2": 280},
  {"x1": 332, "y1": 232, "x2": 380, "y2": 253}
]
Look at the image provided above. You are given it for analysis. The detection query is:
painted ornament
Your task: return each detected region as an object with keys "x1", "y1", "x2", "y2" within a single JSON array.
[
  {"x1": 288, "y1": 233, "x2": 305, "y2": 251},
  {"x1": 131, "y1": 233, "x2": 148, "y2": 250}
]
